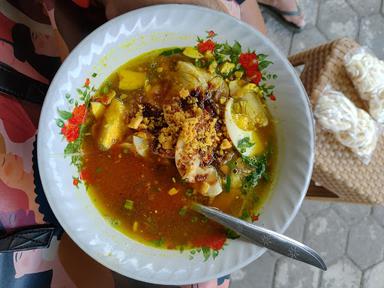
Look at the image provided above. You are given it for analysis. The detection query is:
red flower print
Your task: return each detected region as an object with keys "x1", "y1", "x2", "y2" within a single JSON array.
[
  {"x1": 251, "y1": 214, "x2": 260, "y2": 222},
  {"x1": 250, "y1": 71, "x2": 262, "y2": 85},
  {"x1": 68, "y1": 104, "x2": 87, "y2": 125},
  {"x1": 208, "y1": 235, "x2": 226, "y2": 250},
  {"x1": 80, "y1": 168, "x2": 91, "y2": 183},
  {"x1": 73, "y1": 178, "x2": 79, "y2": 186},
  {"x1": 193, "y1": 233, "x2": 227, "y2": 251},
  {"x1": 197, "y1": 39, "x2": 215, "y2": 53},
  {"x1": 239, "y1": 52, "x2": 258, "y2": 70},
  {"x1": 207, "y1": 30, "x2": 216, "y2": 38},
  {"x1": 245, "y1": 64, "x2": 259, "y2": 77},
  {"x1": 61, "y1": 123, "x2": 80, "y2": 142},
  {"x1": 239, "y1": 52, "x2": 263, "y2": 84}
]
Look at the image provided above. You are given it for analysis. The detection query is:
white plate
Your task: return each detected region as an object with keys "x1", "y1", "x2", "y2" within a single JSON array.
[{"x1": 37, "y1": 4, "x2": 314, "y2": 285}]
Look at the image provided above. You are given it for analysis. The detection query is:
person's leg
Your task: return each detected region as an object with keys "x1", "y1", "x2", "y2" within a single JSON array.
[
  {"x1": 239, "y1": 0, "x2": 267, "y2": 35},
  {"x1": 257, "y1": 0, "x2": 305, "y2": 29},
  {"x1": 104, "y1": 0, "x2": 230, "y2": 19}
]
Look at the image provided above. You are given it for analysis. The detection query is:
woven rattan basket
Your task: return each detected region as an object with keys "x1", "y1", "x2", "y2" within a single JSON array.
[{"x1": 288, "y1": 38, "x2": 384, "y2": 204}]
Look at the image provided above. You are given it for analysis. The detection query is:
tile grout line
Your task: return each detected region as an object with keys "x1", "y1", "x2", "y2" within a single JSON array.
[
  {"x1": 315, "y1": 0, "x2": 322, "y2": 29},
  {"x1": 371, "y1": 209, "x2": 384, "y2": 229},
  {"x1": 342, "y1": 213, "x2": 384, "y2": 284},
  {"x1": 347, "y1": 0, "x2": 384, "y2": 17},
  {"x1": 314, "y1": 0, "x2": 332, "y2": 41},
  {"x1": 369, "y1": 205, "x2": 375, "y2": 216},
  {"x1": 342, "y1": 215, "x2": 372, "y2": 271},
  {"x1": 316, "y1": 28, "x2": 330, "y2": 43},
  {"x1": 343, "y1": 224, "x2": 351, "y2": 255},
  {"x1": 317, "y1": 270, "x2": 323, "y2": 288},
  {"x1": 356, "y1": 16, "x2": 361, "y2": 42},
  {"x1": 317, "y1": 270, "x2": 324, "y2": 288},
  {"x1": 361, "y1": 258, "x2": 384, "y2": 274},
  {"x1": 359, "y1": 271, "x2": 364, "y2": 288},
  {"x1": 270, "y1": 256, "x2": 280, "y2": 288},
  {"x1": 381, "y1": 0, "x2": 384, "y2": 16},
  {"x1": 345, "y1": 0, "x2": 360, "y2": 16},
  {"x1": 302, "y1": 207, "x2": 329, "y2": 288},
  {"x1": 331, "y1": 204, "x2": 371, "y2": 227},
  {"x1": 344, "y1": 0, "x2": 363, "y2": 18},
  {"x1": 345, "y1": 0, "x2": 361, "y2": 41},
  {"x1": 287, "y1": 32, "x2": 295, "y2": 56}
]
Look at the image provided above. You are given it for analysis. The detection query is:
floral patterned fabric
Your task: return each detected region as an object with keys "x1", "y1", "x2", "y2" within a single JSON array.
[{"x1": 0, "y1": 1, "x2": 236, "y2": 287}]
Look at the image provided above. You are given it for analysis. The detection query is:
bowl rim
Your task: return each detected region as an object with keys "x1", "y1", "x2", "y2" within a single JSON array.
[{"x1": 37, "y1": 4, "x2": 315, "y2": 285}]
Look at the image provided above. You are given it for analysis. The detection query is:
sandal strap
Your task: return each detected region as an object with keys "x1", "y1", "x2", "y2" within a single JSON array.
[{"x1": 265, "y1": 4, "x2": 302, "y2": 17}]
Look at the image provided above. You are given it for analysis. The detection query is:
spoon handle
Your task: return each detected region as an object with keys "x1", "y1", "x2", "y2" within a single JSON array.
[{"x1": 193, "y1": 204, "x2": 327, "y2": 271}]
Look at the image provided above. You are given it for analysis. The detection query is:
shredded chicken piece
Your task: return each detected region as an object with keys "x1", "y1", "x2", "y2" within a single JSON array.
[
  {"x1": 175, "y1": 61, "x2": 212, "y2": 91},
  {"x1": 174, "y1": 111, "x2": 223, "y2": 196}
]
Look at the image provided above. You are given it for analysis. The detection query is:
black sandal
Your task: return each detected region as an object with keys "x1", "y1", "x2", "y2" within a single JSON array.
[{"x1": 260, "y1": 1, "x2": 305, "y2": 32}]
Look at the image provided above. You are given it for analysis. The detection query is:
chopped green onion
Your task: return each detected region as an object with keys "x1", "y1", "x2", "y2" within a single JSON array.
[
  {"x1": 108, "y1": 218, "x2": 120, "y2": 226},
  {"x1": 152, "y1": 237, "x2": 164, "y2": 247},
  {"x1": 226, "y1": 228, "x2": 240, "y2": 239},
  {"x1": 102, "y1": 85, "x2": 109, "y2": 94},
  {"x1": 237, "y1": 137, "x2": 254, "y2": 153},
  {"x1": 195, "y1": 58, "x2": 207, "y2": 68},
  {"x1": 160, "y1": 48, "x2": 183, "y2": 56},
  {"x1": 225, "y1": 175, "x2": 231, "y2": 192},
  {"x1": 185, "y1": 188, "x2": 194, "y2": 197},
  {"x1": 179, "y1": 206, "x2": 188, "y2": 217},
  {"x1": 240, "y1": 209, "x2": 250, "y2": 220},
  {"x1": 95, "y1": 167, "x2": 102, "y2": 174},
  {"x1": 227, "y1": 160, "x2": 236, "y2": 171},
  {"x1": 124, "y1": 199, "x2": 134, "y2": 211}
]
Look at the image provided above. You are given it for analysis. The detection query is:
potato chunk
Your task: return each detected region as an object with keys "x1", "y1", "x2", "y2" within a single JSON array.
[
  {"x1": 182, "y1": 47, "x2": 203, "y2": 59},
  {"x1": 118, "y1": 70, "x2": 146, "y2": 91},
  {"x1": 90, "y1": 102, "x2": 105, "y2": 120},
  {"x1": 98, "y1": 99, "x2": 126, "y2": 150}
]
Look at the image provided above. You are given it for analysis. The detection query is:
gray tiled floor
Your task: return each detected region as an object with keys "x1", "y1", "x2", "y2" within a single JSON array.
[
  {"x1": 232, "y1": 202, "x2": 384, "y2": 288},
  {"x1": 231, "y1": 1, "x2": 384, "y2": 287}
]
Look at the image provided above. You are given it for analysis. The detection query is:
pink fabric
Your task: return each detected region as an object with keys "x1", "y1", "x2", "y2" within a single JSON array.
[
  {"x1": 0, "y1": 11, "x2": 14, "y2": 41},
  {"x1": 13, "y1": 244, "x2": 77, "y2": 287},
  {"x1": 0, "y1": 179, "x2": 29, "y2": 212},
  {"x1": 181, "y1": 279, "x2": 231, "y2": 288},
  {"x1": 0, "y1": 2, "x2": 235, "y2": 287},
  {"x1": 0, "y1": 96, "x2": 36, "y2": 143},
  {"x1": 0, "y1": 209, "x2": 36, "y2": 230},
  {"x1": 0, "y1": 12, "x2": 50, "y2": 84}
]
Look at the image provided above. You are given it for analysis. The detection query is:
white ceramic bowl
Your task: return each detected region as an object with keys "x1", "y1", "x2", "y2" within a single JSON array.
[{"x1": 37, "y1": 4, "x2": 314, "y2": 285}]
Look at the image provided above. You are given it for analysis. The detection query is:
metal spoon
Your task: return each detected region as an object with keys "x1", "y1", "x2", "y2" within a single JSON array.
[{"x1": 192, "y1": 203, "x2": 327, "y2": 271}]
